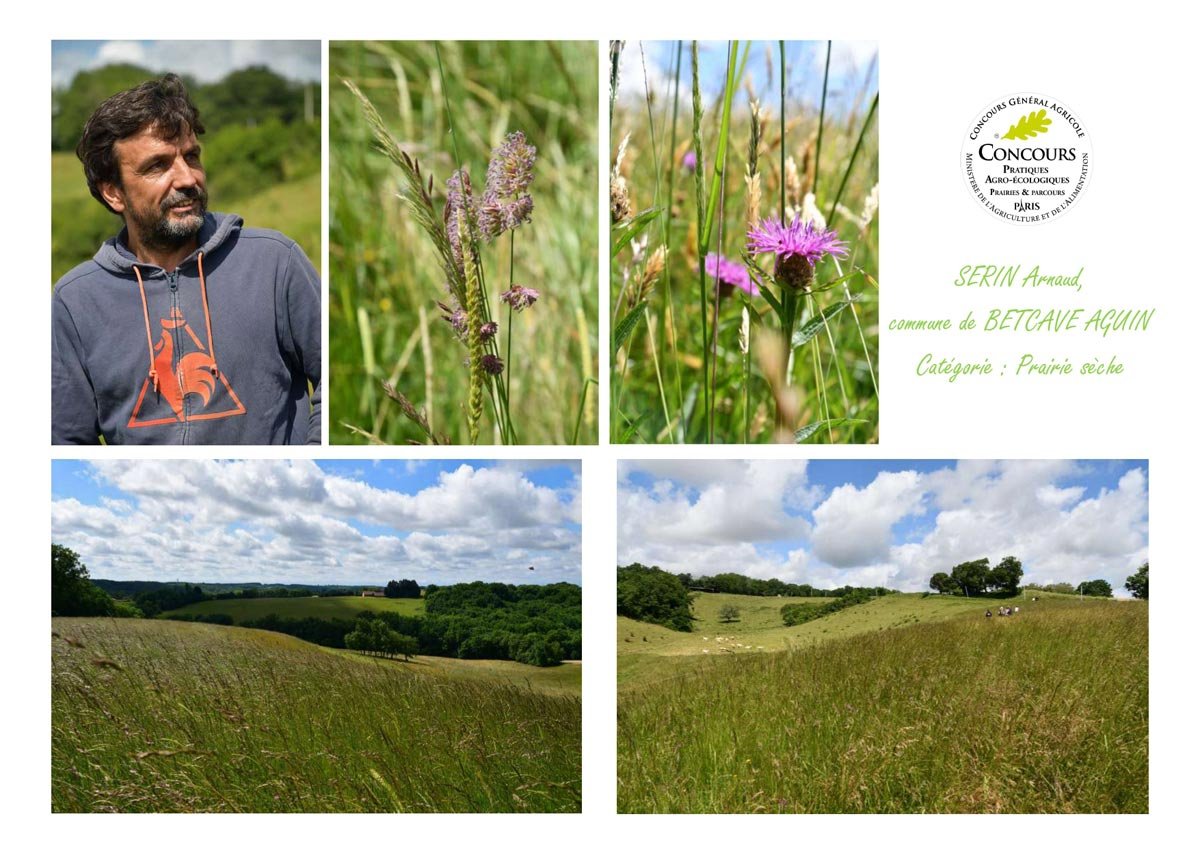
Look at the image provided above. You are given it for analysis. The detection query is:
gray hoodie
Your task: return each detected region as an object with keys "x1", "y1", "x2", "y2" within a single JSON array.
[{"x1": 52, "y1": 212, "x2": 321, "y2": 444}]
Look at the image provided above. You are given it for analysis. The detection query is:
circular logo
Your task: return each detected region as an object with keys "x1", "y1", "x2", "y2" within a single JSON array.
[{"x1": 960, "y1": 93, "x2": 1091, "y2": 225}]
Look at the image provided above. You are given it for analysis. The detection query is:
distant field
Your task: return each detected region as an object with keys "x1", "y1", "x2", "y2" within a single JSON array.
[
  {"x1": 52, "y1": 618, "x2": 580, "y2": 812},
  {"x1": 619, "y1": 591, "x2": 1010, "y2": 670},
  {"x1": 618, "y1": 595, "x2": 1147, "y2": 813},
  {"x1": 170, "y1": 594, "x2": 424, "y2": 624}
]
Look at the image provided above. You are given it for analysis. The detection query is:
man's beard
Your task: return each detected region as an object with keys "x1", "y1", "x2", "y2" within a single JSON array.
[{"x1": 129, "y1": 187, "x2": 208, "y2": 251}]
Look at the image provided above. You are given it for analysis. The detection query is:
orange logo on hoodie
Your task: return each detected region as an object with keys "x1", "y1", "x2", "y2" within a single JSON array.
[{"x1": 128, "y1": 306, "x2": 245, "y2": 428}]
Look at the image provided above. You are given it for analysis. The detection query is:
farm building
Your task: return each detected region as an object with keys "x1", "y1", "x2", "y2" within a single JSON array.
[{"x1": 361, "y1": 590, "x2": 385, "y2": 598}]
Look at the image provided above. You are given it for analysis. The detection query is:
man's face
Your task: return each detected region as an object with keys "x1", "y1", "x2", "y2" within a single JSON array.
[{"x1": 102, "y1": 125, "x2": 208, "y2": 250}]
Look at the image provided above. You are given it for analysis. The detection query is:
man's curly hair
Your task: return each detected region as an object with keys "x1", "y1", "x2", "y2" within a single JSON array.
[{"x1": 75, "y1": 73, "x2": 206, "y2": 213}]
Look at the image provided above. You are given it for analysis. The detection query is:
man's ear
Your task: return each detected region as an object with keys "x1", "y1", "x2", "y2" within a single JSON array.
[{"x1": 98, "y1": 181, "x2": 126, "y2": 215}]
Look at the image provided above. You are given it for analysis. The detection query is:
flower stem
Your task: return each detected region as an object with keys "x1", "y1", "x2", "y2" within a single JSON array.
[{"x1": 506, "y1": 231, "x2": 515, "y2": 442}]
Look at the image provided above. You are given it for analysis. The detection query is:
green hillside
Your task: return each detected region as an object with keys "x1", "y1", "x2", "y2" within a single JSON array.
[
  {"x1": 618, "y1": 591, "x2": 1014, "y2": 683},
  {"x1": 618, "y1": 597, "x2": 1147, "y2": 813},
  {"x1": 52, "y1": 618, "x2": 580, "y2": 812},
  {"x1": 170, "y1": 594, "x2": 424, "y2": 624}
]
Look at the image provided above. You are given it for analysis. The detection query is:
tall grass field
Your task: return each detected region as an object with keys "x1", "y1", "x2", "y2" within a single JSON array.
[
  {"x1": 330, "y1": 41, "x2": 599, "y2": 445},
  {"x1": 618, "y1": 595, "x2": 1147, "y2": 812},
  {"x1": 52, "y1": 618, "x2": 581, "y2": 812},
  {"x1": 611, "y1": 41, "x2": 878, "y2": 443}
]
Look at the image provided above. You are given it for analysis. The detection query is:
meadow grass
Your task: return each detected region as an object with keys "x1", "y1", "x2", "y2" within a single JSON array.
[
  {"x1": 329, "y1": 41, "x2": 598, "y2": 445},
  {"x1": 611, "y1": 41, "x2": 878, "y2": 443},
  {"x1": 51, "y1": 152, "x2": 322, "y2": 285},
  {"x1": 52, "y1": 618, "x2": 581, "y2": 812},
  {"x1": 170, "y1": 594, "x2": 424, "y2": 624},
  {"x1": 617, "y1": 598, "x2": 1147, "y2": 813}
]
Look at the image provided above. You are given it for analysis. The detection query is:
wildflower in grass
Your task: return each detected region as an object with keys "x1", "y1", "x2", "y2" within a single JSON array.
[
  {"x1": 477, "y1": 132, "x2": 537, "y2": 239},
  {"x1": 501, "y1": 284, "x2": 540, "y2": 312},
  {"x1": 747, "y1": 217, "x2": 847, "y2": 291},
  {"x1": 705, "y1": 253, "x2": 758, "y2": 298},
  {"x1": 481, "y1": 353, "x2": 505, "y2": 375},
  {"x1": 480, "y1": 321, "x2": 499, "y2": 342},
  {"x1": 682, "y1": 150, "x2": 697, "y2": 172}
]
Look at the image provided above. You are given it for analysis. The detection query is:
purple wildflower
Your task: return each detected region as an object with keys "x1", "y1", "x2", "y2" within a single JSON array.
[
  {"x1": 746, "y1": 217, "x2": 848, "y2": 290},
  {"x1": 500, "y1": 284, "x2": 540, "y2": 312},
  {"x1": 480, "y1": 321, "x2": 499, "y2": 342},
  {"x1": 705, "y1": 253, "x2": 758, "y2": 298},
  {"x1": 486, "y1": 131, "x2": 536, "y2": 199},
  {"x1": 481, "y1": 353, "x2": 505, "y2": 376},
  {"x1": 682, "y1": 150, "x2": 697, "y2": 172},
  {"x1": 477, "y1": 131, "x2": 537, "y2": 240}
]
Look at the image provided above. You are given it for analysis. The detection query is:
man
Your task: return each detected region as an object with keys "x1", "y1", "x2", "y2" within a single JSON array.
[{"x1": 52, "y1": 74, "x2": 321, "y2": 444}]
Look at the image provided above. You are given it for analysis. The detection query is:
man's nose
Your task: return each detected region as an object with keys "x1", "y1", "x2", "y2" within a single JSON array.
[{"x1": 169, "y1": 155, "x2": 199, "y2": 188}]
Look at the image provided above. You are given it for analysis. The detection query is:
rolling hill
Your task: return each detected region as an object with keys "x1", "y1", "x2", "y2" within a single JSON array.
[{"x1": 52, "y1": 617, "x2": 580, "y2": 812}]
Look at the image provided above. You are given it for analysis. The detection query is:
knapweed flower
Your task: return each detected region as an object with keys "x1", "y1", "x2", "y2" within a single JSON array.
[
  {"x1": 480, "y1": 321, "x2": 499, "y2": 342},
  {"x1": 746, "y1": 217, "x2": 848, "y2": 291},
  {"x1": 705, "y1": 253, "x2": 758, "y2": 298},
  {"x1": 500, "y1": 284, "x2": 540, "y2": 312},
  {"x1": 682, "y1": 150, "x2": 697, "y2": 172},
  {"x1": 481, "y1": 353, "x2": 505, "y2": 375}
]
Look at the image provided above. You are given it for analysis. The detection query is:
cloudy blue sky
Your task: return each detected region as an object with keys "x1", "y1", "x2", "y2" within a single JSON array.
[
  {"x1": 616, "y1": 40, "x2": 878, "y2": 116},
  {"x1": 52, "y1": 460, "x2": 580, "y2": 586},
  {"x1": 52, "y1": 41, "x2": 321, "y2": 87},
  {"x1": 619, "y1": 460, "x2": 1148, "y2": 595}
]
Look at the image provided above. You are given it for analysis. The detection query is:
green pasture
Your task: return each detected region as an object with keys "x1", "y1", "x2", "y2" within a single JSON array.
[{"x1": 170, "y1": 594, "x2": 424, "y2": 624}]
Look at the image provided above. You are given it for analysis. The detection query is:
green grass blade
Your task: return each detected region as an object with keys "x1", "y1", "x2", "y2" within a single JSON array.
[{"x1": 613, "y1": 301, "x2": 649, "y2": 352}]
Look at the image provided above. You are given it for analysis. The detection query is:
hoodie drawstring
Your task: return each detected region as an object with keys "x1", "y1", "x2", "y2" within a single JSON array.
[
  {"x1": 134, "y1": 252, "x2": 219, "y2": 394},
  {"x1": 133, "y1": 265, "x2": 159, "y2": 393},
  {"x1": 197, "y1": 252, "x2": 218, "y2": 377}
]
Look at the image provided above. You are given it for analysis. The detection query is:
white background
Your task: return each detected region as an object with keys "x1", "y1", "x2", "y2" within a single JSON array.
[{"x1": 3, "y1": 1, "x2": 1193, "y2": 845}]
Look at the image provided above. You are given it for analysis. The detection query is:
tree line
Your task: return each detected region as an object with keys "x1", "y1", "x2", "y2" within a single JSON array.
[
  {"x1": 928, "y1": 556, "x2": 1024, "y2": 597},
  {"x1": 172, "y1": 585, "x2": 582, "y2": 667},
  {"x1": 91, "y1": 577, "x2": 422, "y2": 618},
  {"x1": 53, "y1": 546, "x2": 580, "y2": 668},
  {"x1": 676, "y1": 571, "x2": 892, "y2": 598},
  {"x1": 929, "y1": 557, "x2": 1148, "y2": 600}
]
